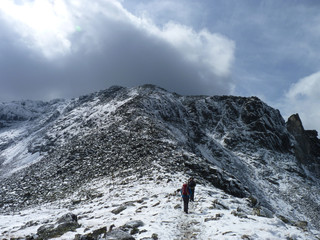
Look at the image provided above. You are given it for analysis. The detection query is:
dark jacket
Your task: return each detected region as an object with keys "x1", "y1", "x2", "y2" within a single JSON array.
[{"x1": 188, "y1": 179, "x2": 196, "y2": 189}]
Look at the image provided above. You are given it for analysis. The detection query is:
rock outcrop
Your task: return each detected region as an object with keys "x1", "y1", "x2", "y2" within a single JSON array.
[
  {"x1": 37, "y1": 213, "x2": 80, "y2": 239},
  {"x1": 287, "y1": 113, "x2": 320, "y2": 176}
]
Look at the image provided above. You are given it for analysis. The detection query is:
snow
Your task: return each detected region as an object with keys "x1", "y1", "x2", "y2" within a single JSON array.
[
  {"x1": 1, "y1": 85, "x2": 320, "y2": 239},
  {"x1": 0, "y1": 124, "x2": 44, "y2": 177},
  {"x1": 0, "y1": 172, "x2": 318, "y2": 240},
  {"x1": 0, "y1": 91, "x2": 138, "y2": 178}
]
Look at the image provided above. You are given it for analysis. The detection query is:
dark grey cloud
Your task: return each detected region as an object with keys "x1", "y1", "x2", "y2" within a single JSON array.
[{"x1": 0, "y1": 0, "x2": 235, "y2": 101}]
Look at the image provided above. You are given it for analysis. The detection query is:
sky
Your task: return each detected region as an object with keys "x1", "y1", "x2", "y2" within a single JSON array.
[{"x1": 0, "y1": 0, "x2": 320, "y2": 132}]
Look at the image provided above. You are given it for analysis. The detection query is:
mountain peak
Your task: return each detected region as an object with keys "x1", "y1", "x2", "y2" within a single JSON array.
[{"x1": 0, "y1": 85, "x2": 320, "y2": 239}]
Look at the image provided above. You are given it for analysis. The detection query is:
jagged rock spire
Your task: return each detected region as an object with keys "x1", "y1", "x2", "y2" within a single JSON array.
[{"x1": 287, "y1": 113, "x2": 305, "y2": 136}]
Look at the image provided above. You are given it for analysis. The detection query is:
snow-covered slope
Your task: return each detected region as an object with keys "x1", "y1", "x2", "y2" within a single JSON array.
[
  {"x1": 0, "y1": 85, "x2": 319, "y2": 240},
  {"x1": 0, "y1": 99, "x2": 69, "y2": 177},
  {"x1": 1, "y1": 172, "x2": 318, "y2": 240}
]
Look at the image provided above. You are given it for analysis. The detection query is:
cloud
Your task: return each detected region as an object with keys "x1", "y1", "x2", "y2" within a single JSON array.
[
  {"x1": 160, "y1": 22, "x2": 234, "y2": 78},
  {"x1": 0, "y1": 0, "x2": 74, "y2": 58},
  {"x1": 0, "y1": 0, "x2": 235, "y2": 101},
  {"x1": 126, "y1": 0, "x2": 201, "y2": 27},
  {"x1": 286, "y1": 72, "x2": 320, "y2": 100},
  {"x1": 281, "y1": 71, "x2": 320, "y2": 133}
]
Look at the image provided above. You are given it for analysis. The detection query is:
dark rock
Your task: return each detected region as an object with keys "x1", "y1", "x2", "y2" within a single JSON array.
[
  {"x1": 185, "y1": 160, "x2": 248, "y2": 198},
  {"x1": 253, "y1": 207, "x2": 273, "y2": 218},
  {"x1": 241, "y1": 234, "x2": 252, "y2": 240},
  {"x1": 123, "y1": 220, "x2": 144, "y2": 229},
  {"x1": 37, "y1": 213, "x2": 80, "y2": 239},
  {"x1": 174, "y1": 204, "x2": 181, "y2": 209},
  {"x1": 139, "y1": 229, "x2": 148, "y2": 234},
  {"x1": 204, "y1": 213, "x2": 223, "y2": 222},
  {"x1": 130, "y1": 228, "x2": 139, "y2": 235},
  {"x1": 121, "y1": 220, "x2": 144, "y2": 236},
  {"x1": 105, "y1": 229, "x2": 135, "y2": 240},
  {"x1": 26, "y1": 235, "x2": 39, "y2": 240},
  {"x1": 247, "y1": 196, "x2": 258, "y2": 207},
  {"x1": 37, "y1": 224, "x2": 59, "y2": 239},
  {"x1": 277, "y1": 215, "x2": 292, "y2": 224},
  {"x1": 152, "y1": 202, "x2": 160, "y2": 207},
  {"x1": 287, "y1": 113, "x2": 320, "y2": 177},
  {"x1": 212, "y1": 199, "x2": 229, "y2": 210},
  {"x1": 231, "y1": 210, "x2": 247, "y2": 219},
  {"x1": 57, "y1": 213, "x2": 78, "y2": 224},
  {"x1": 108, "y1": 224, "x2": 115, "y2": 232},
  {"x1": 295, "y1": 220, "x2": 308, "y2": 230},
  {"x1": 111, "y1": 205, "x2": 127, "y2": 214},
  {"x1": 75, "y1": 226, "x2": 107, "y2": 240},
  {"x1": 151, "y1": 233, "x2": 159, "y2": 240}
]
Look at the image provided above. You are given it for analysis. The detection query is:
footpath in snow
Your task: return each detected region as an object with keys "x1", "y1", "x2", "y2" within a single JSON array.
[{"x1": 0, "y1": 172, "x2": 319, "y2": 240}]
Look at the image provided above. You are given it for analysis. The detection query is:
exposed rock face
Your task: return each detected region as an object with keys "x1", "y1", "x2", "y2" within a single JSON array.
[
  {"x1": 184, "y1": 95, "x2": 291, "y2": 153},
  {"x1": 287, "y1": 114, "x2": 305, "y2": 136},
  {"x1": 183, "y1": 157, "x2": 248, "y2": 198},
  {"x1": 287, "y1": 113, "x2": 320, "y2": 176}
]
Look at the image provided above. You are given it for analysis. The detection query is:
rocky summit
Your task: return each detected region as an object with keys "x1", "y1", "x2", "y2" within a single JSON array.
[{"x1": 0, "y1": 85, "x2": 320, "y2": 240}]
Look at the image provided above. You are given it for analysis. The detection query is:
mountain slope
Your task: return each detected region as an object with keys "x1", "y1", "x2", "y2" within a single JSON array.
[{"x1": 0, "y1": 85, "x2": 319, "y2": 239}]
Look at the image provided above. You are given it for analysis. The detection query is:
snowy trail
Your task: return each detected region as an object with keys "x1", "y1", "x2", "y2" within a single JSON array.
[
  {"x1": 1, "y1": 173, "x2": 319, "y2": 239},
  {"x1": 175, "y1": 201, "x2": 203, "y2": 240}
]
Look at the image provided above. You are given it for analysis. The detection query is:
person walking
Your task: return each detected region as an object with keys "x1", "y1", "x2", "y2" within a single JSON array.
[
  {"x1": 188, "y1": 177, "x2": 196, "y2": 202},
  {"x1": 181, "y1": 182, "x2": 190, "y2": 214}
]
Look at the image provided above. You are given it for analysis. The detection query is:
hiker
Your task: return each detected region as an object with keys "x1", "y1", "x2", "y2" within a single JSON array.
[
  {"x1": 181, "y1": 182, "x2": 190, "y2": 214},
  {"x1": 188, "y1": 177, "x2": 196, "y2": 202}
]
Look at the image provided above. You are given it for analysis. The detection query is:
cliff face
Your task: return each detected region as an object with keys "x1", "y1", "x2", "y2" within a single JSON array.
[
  {"x1": 0, "y1": 85, "x2": 320, "y2": 237},
  {"x1": 287, "y1": 113, "x2": 320, "y2": 176}
]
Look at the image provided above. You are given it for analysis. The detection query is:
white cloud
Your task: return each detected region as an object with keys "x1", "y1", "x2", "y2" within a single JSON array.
[
  {"x1": 286, "y1": 72, "x2": 320, "y2": 100},
  {"x1": 161, "y1": 22, "x2": 235, "y2": 78},
  {"x1": 282, "y1": 71, "x2": 320, "y2": 132},
  {"x1": 0, "y1": 0, "x2": 74, "y2": 58},
  {"x1": 128, "y1": 0, "x2": 199, "y2": 27}
]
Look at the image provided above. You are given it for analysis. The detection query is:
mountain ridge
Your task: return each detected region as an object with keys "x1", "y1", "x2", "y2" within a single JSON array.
[{"x1": 0, "y1": 84, "x2": 319, "y2": 239}]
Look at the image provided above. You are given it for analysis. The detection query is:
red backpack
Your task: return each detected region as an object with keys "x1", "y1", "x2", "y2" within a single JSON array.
[{"x1": 181, "y1": 183, "x2": 188, "y2": 195}]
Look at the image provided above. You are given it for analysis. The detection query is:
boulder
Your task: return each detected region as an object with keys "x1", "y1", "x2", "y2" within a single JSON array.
[
  {"x1": 105, "y1": 229, "x2": 135, "y2": 240},
  {"x1": 151, "y1": 233, "x2": 159, "y2": 240},
  {"x1": 111, "y1": 205, "x2": 127, "y2": 214},
  {"x1": 74, "y1": 227, "x2": 107, "y2": 240},
  {"x1": 57, "y1": 213, "x2": 78, "y2": 224},
  {"x1": 295, "y1": 220, "x2": 308, "y2": 230},
  {"x1": 123, "y1": 220, "x2": 144, "y2": 229},
  {"x1": 37, "y1": 213, "x2": 80, "y2": 239}
]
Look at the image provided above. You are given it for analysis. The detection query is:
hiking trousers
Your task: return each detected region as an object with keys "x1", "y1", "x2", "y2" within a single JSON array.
[{"x1": 182, "y1": 196, "x2": 189, "y2": 213}]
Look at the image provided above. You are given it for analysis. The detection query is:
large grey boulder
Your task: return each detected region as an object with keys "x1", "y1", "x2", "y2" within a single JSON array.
[
  {"x1": 122, "y1": 220, "x2": 144, "y2": 229},
  {"x1": 37, "y1": 213, "x2": 80, "y2": 239},
  {"x1": 105, "y1": 229, "x2": 135, "y2": 240}
]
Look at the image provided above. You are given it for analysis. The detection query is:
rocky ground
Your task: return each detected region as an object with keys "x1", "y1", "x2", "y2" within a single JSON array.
[{"x1": 1, "y1": 171, "x2": 319, "y2": 240}]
